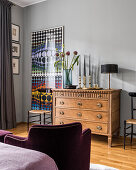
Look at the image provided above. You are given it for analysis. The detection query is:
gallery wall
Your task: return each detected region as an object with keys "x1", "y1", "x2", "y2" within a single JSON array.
[
  {"x1": 12, "y1": 5, "x2": 24, "y2": 122},
  {"x1": 12, "y1": 0, "x2": 136, "y2": 135}
]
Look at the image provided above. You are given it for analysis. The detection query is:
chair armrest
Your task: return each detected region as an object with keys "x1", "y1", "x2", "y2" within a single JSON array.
[
  {"x1": 4, "y1": 134, "x2": 28, "y2": 148},
  {"x1": 81, "y1": 128, "x2": 91, "y2": 170}
]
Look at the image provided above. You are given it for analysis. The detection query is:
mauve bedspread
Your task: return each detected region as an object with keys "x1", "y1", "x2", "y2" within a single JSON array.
[{"x1": 0, "y1": 142, "x2": 58, "y2": 170}]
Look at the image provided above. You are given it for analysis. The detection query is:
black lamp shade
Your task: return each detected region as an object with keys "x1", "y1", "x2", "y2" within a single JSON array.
[{"x1": 101, "y1": 64, "x2": 118, "y2": 74}]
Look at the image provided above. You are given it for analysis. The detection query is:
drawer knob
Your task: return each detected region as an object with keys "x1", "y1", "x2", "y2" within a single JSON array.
[
  {"x1": 97, "y1": 126, "x2": 102, "y2": 130},
  {"x1": 60, "y1": 111, "x2": 64, "y2": 115},
  {"x1": 77, "y1": 113, "x2": 82, "y2": 117},
  {"x1": 60, "y1": 122, "x2": 64, "y2": 125},
  {"x1": 77, "y1": 102, "x2": 82, "y2": 106},
  {"x1": 78, "y1": 94, "x2": 81, "y2": 97},
  {"x1": 60, "y1": 101, "x2": 64, "y2": 105},
  {"x1": 97, "y1": 103, "x2": 102, "y2": 108},
  {"x1": 97, "y1": 114, "x2": 102, "y2": 119}
]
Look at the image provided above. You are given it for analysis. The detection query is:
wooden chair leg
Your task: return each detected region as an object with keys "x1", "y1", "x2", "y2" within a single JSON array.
[
  {"x1": 44, "y1": 113, "x2": 45, "y2": 124},
  {"x1": 131, "y1": 124, "x2": 133, "y2": 144},
  {"x1": 27, "y1": 111, "x2": 30, "y2": 132},
  {"x1": 51, "y1": 111, "x2": 53, "y2": 124},
  {"x1": 40, "y1": 114, "x2": 41, "y2": 124},
  {"x1": 124, "y1": 120, "x2": 126, "y2": 149}
]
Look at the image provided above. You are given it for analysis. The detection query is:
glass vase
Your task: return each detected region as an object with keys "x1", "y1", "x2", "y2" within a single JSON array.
[{"x1": 63, "y1": 69, "x2": 72, "y2": 89}]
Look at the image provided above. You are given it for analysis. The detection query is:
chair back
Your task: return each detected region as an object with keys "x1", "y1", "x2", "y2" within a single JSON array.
[
  {"x1": 129, "y1": 92, "x2": 136, "y2": 119},
  {"x1": 28, "y1": 123, "x2": 90, "y2": 170}
]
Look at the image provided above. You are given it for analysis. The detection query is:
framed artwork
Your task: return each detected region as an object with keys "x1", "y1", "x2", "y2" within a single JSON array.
[
  {"x1": 12, "y1": 58, "x2": 19, "y2": 75},
  {"x1": 12, "y1": 24, "x2": 20, "y2": 42},
  {"x1": 31, "y1": 26, "x2": 64, "y2": 110},
  {"x1": 12, "y1": 42, "x2": 20, "y2": 57}
]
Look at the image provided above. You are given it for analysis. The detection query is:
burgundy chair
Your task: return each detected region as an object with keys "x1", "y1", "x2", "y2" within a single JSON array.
[{"x1": 5, "y1": 122, "x2": 91, "y2": 170}]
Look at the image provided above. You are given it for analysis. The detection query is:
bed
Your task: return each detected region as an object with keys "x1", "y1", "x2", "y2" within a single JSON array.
[{"x1": 0, "y1": 142, "x2": 58, "y2": 170}]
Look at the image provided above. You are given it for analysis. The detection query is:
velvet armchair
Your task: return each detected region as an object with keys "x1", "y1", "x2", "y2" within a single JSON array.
[{"x1": 5, "y1": 122, "x2": 91, "y2": 170}]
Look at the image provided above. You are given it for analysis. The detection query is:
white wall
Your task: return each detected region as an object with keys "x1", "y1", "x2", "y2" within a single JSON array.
[
  {"x1": 22, "y1": 0, "x2": 136, "y2": 135},
  {"x1": 12, "y1": 5, "x2": 24, "y2": 122}
]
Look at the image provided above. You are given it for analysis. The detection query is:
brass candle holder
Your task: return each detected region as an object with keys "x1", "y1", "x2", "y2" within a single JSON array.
[
  {"x1": 89, "y1": 75, "x2": 91, "y2": 88},
  {"x1": 78, "y1": 76, "x2": 82, "y2": 89},
  {"x1": 83, "y1": 76, "x2": 87, "y2": 89}
]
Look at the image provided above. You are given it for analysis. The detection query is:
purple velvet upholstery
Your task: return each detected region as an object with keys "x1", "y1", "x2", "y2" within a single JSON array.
[
  {"x1": 5, "y1": 122, "x2": 91, "y2": 170},
  {"x1": 0, "y1": 130, "x2": 12, "y2": 143}
]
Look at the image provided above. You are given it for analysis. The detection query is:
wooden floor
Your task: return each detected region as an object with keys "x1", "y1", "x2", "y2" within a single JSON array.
[{"x1": 8, "y1": 123, "x2": 136, "y2": 170}]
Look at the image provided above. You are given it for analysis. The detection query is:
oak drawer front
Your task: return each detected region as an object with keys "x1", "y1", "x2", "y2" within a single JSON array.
[
  {"x1": 56, "y1": 98, "x2": 108, "y2": 111},
  {"x1": 56, "y1": 108, "x2": 108, "y2": 123},
  {"x1": 55, "y1": 118, "x2": 82, "y2": 125},
  {"x1": 83, "y1": 121, "x2": 108, "y2": 134}
]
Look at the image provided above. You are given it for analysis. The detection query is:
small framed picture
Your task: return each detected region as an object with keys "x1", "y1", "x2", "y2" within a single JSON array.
[
  {"x1": 12, "y1": 58, "x2": 19, "y2": 75},
  {"x1": 12, "y1": 24, "x2": 20, "y2": 42},
  {"x1": 12, "y1": 42, "x2": 20, "y2": 57}
]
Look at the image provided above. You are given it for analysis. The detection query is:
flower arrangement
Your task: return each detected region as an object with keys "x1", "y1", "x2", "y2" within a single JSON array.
[
  {"x1": 54, "y1": 51, "x2": 80, "y2": 88},
  {"x1": 54, "y1": 51, "x2": 80, "y2": 71}
]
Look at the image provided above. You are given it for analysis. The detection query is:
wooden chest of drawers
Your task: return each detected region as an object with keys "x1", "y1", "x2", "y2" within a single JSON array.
[{"x1": 52, "y1": 89, "x2": 121, "y2": 147}]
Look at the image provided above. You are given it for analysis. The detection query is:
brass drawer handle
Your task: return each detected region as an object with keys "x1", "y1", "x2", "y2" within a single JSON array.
[
  {"x1": 78, "y1": 93, "x2": 81, "y2": 97},
  {"x1": 60, "y1": 122, "x2": 64, "y2": 125},
  {"x1": 60, "y1": 101, "x2": 64, "y2": 105},
  {"x1": 97, "y1": 103, "x2": 102, "y2": 108},
  {"x1": 97, "y1": 114, "x2": 102, "y2": 119},
  {"x1": 77, "y1": 113, "x2": 82, "y2": 117},
  {"x1": 77, "y1": 102, "x2": 82, "y2": 106},
  {"x1": 97, "y1": 126, "x2": 102, "y2": 130},
  {"x1": 60, "y1": 111, "x2": 64, "y2": 115}
]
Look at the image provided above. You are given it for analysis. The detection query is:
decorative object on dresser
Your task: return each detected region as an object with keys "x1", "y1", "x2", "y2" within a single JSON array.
[
  {"x1": 28, "y1": 88, "x2": 53, "y2": 131},
  {"x1": 79, "y1": 55, "x2": 101, "y2": 90},
  {"x1": 124, "y1": 92, "x2": 136, "y2": 149},
  {"x1": 54, "y1": 51, "x2": 80, "y2": 89},
  {"x1": 83, "y1": 56, "x2": 87, "y2": 89},
  {"x1": 53, "y1": 89, "x2": 121, "y2": 147},
  {"x1": 101, "y1": 64, "x2": 118, "y2": 89}
]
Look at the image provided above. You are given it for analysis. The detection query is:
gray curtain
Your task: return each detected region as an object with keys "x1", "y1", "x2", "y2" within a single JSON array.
[{"x1": 0, "y1": 0, "x2": 16, "y2": 129}]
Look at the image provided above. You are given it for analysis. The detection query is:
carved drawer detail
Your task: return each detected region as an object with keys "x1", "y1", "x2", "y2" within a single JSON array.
[
  {"x1": 56, "y1": 98, "x2": 108, "y2": 111},
  {"x1": 56, "y1": 108, "x2": 108, "y2": 123}
]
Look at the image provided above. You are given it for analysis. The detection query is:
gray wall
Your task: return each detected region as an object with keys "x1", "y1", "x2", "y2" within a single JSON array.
[
  {"x1": 11, "y1": 5, "x2": 24, "y2": 122},
  {"x1": 21, "y1": 0, "x2": 136, "y2": 135}
]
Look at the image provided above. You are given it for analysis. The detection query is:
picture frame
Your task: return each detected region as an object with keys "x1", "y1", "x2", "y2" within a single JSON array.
[
  {"x1": 12, "y1": 58, "x2": 19, "y2": 75},
  {"x1": 12, "y1": 42, "x2": 20, "y2": 57},
  {"x1": 12, "y1": 24, "x2": 20, "y2": 42}
]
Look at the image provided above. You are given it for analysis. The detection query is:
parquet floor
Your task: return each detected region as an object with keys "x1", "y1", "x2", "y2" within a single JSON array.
[{"x1": 8, "y1": 123, "x2": 136, "y2": 170}]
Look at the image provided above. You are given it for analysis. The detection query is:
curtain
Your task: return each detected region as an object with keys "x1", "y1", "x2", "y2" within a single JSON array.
[{"x1": 0, "y1": 0, "x2": 16, "y2": 129}]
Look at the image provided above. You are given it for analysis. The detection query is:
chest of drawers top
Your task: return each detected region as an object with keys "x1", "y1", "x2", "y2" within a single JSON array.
[{"x1": 52, "y1": 89, "x2": 121, "y2": 99}]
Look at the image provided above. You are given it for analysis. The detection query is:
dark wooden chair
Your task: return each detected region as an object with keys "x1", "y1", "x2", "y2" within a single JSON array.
[
  {"x1": 28, "y1": 88, "x2": 53, "y2": 131},
  {"x1": 124, "y1": 92, "x2": 136, "y2": 149}
]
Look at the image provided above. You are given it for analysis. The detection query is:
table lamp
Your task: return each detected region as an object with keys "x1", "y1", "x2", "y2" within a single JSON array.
[{"x1": 101, "y1": 64, "x2": 118, "y2": 89}]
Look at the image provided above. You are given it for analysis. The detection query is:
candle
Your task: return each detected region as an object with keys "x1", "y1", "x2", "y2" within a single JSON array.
[
  {"x1": 84, "y1": 56, "x2": 86, "y2": 76},
  {"x1": 79, "y1": 56, "x2": 81, "y2": 76},
  {"x1": 89, "y1": 55, "x2": 91, "y2": 75}
]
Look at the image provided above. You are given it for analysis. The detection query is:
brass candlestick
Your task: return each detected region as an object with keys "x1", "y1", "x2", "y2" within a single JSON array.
[
  {"x1": 89, "y1": 75, "x2": 91, "y2": 88},
  {"x1": 79, "y1": 76, "x2": 82, "y2": 89},
  {"x1": 83, "y1": 76, "x2": 87, "y2": 89}
]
